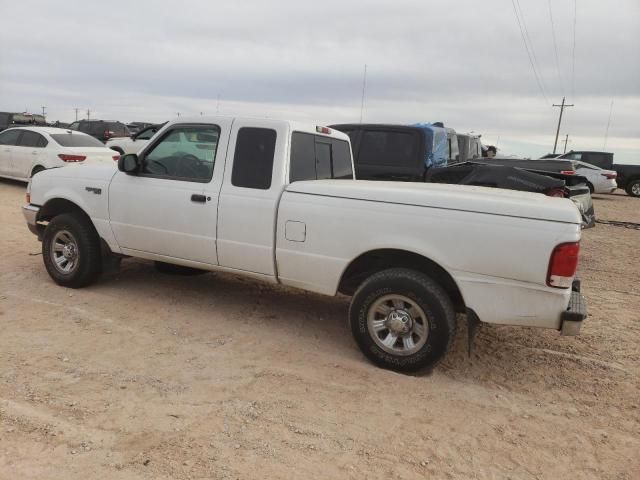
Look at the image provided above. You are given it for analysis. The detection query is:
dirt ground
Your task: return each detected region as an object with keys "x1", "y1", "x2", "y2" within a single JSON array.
[{"x1": 0, "y1": 179, "x2": 638, "y2": 480}]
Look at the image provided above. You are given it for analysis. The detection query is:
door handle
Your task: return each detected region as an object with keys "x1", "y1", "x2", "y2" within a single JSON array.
[{"x1": 191, "y1": 194, "x2": 207, "y2": 203}]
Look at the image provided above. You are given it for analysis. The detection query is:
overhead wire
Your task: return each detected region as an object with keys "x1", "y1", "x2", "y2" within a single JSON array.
[
  {"x1": 515, "y1": 0, "x2": 550, "y2": 100},
  {"x1": 571, "y1": 0, "x2": 577, "y2": 100},
  {"x1": 510, "y1": 0, "x2": 549, "y2": 105},
  {"x1": 547, "y1": 0, "x2": 565, "y2": 96}
]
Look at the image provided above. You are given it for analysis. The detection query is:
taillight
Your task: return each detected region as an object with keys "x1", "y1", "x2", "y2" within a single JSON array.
[
  {"x1": 104, "y1": 130, "x2": 114, "y2": 139},
  {"x1": 112, "y1": 155, "x2": 120, "y2": 161},
  {"x1": 316, "y1": 126, "x2": 332, "y2": 134},
  {"x1": 602, "y1": 172, "x2": 617, "y2": 179},
  {"x1": 547, "y1": 242, "x2": 580, "y2": 288},
  {"x1": 58, "y1": 154, "x2": 86, "y2": 162},
  {"x1": 546, "y1": 187, "x2": 566, "y2": 198},
  {"x1": 560, "y1": 170, "x2": 575, "y2": 175}
]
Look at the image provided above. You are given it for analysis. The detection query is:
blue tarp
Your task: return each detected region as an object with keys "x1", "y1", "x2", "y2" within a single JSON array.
[{"x1": 412, "y1": 123, "x2": 448, "y2": 169}]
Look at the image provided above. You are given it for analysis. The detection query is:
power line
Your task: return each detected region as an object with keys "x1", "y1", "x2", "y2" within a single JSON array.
[
  {"x1": 547, "y1": 0, "x2": 565, "y2": 96},
  {"x1": 510, "y1": 0, "x2": 549, "y2": 104},
  {"x1": 571, "y1": 0, "x2": 577, "y2": 100},
  {"x1": 515, "y1": 0, "x2": 549, "y2": 99}
]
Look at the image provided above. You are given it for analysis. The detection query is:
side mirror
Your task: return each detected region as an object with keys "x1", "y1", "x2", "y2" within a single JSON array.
[{"x1": 118, "y1": 154, "x2": 139, "y2": 173}]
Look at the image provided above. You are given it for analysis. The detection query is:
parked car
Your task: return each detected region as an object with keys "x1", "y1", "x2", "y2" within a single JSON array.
[
  {"x1": 0, "y1": 127, "x2": 119, "y2": 181},
  {"x1": 569, "y1": 161, "x2": 617, "y2": 194},
  {"x1": 0, "y1": 112, "x2": 47, "y2": 132},
  {"x1": 106, "y1": 123, "x2": 166, "y2": 155},
  {"x1": 331, "y1": 124, "x2": 596, "y2": 227},
  {"x1": 67, "y1": 120, "x2": 130, "y2": 143},
  {"x1": 542, "y1": 151, "x2": 640, "y2": 197},
  {"x1": 126, "y1": 122, "x2": 154, "y2": 135},
  {"x1": 23, "y1": 117, "x2": 587, "y2": 373}
]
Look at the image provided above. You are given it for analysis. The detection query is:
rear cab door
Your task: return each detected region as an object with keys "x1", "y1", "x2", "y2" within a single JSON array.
[{"x1": 216, "y1": 119, "x2": 287, "y2": 276}]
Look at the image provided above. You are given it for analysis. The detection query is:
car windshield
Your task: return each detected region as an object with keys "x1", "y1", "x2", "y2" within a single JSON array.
[{"x1": 50, "y1": 133, "x2": 105, "y2": 147}]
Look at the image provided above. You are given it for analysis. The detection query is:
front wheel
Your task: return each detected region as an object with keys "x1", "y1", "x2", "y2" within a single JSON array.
[
  {"x1": 42, "y1": 213, "x2": 102, "y2": 288},
  {"x1": 349, "y1": 268, "x2": 456, "y2": 373},
  {"x1": 626, "y1": 179, "x2": 640, "y2": 197}
]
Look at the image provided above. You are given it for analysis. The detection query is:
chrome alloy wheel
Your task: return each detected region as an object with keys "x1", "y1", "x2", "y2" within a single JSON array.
[
  {"x1": 632, "y1": 182, "x2": 640, "y2": 196},
  {"x1": 367, "y1": 294, "x2": 429, "y2": 356},
  {"x1": 50, "y1": 229, "x2": 80, "y2": 274}
]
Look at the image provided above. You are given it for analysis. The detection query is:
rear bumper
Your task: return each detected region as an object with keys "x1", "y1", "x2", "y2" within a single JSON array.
[
  {"x1": 22, "y1": 204, "x2": 41, "y2": 237},
  {"x1": 560, "y1": 280, "x2": 587, "y2": 335}
]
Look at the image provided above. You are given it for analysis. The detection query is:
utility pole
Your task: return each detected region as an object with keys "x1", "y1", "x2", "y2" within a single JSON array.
[
  {"x1": 74, "y1": 108, "x2": 79, "y2": 121},
  {"x1": 87, "y1": 109, "x2": 91, "y2": 120},
  {"x1": 216, "y1": 94, "x2": 220, "y2": 114},
  {"x1": 563, "y1": 134, "x2": 569, "y2": 153},
  {"x1": 359, "y1": 64, "x2": 367, "y2": 123},
  {"x1": 41, "y1": 105, "x2": 46, "y2": 121},
  {"x1": 603, "y1": 99, "x2": 614, "y2": 149},
  {"x1": 176, "y1": 112, "x2": 181, "y2": 117},
  {"x1": 552, "y1": 97, "x2": 574, "y2": 154}
]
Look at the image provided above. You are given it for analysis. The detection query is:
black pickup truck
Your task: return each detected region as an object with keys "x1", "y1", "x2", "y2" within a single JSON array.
[
  {"x1": 541, "y1": 151, "x2": 640, "y2": 197},
  {"x1": 331, "y1": 124, "x2": 596, "y2": 227}
]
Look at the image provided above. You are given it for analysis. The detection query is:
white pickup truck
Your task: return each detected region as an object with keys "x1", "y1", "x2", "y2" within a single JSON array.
[{"x1": 23, "y1": 117, "x2": 587, "y2": 372}]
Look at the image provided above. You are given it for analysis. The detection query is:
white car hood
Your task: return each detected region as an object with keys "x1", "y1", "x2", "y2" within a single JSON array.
[{"x1": 286, "y1": 180, "x2": 582, "y2": 224}]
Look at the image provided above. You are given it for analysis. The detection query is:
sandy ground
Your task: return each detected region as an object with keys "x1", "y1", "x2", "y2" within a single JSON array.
[{"x1": 0, "y1": 179, "x2": 638, "y2": 480}]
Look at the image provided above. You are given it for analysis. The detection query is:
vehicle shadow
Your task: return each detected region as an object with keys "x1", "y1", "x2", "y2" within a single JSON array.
[{"x1": 90, "y1": 258, "x2": 620, "y2": 393}]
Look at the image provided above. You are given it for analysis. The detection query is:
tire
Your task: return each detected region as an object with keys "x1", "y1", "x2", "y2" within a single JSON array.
[
  {"x1": 625, "y1": 179, "x2": 640, "y2": 197},
  {"x1": 31, "y1": 166, "x2": 45, "y2": 177},
  {"x1": 42, "y1": 213, "x2": 102, "y2": 288},
  {"x1": 349, "y1": 268, "x2": 456, "y2": 373},
  {"x1": 154, "y1": 261, "x2": 207, "y2": 276},
  {"x1": 586, "y1": 182, "x2": 594, "y2": 194}
]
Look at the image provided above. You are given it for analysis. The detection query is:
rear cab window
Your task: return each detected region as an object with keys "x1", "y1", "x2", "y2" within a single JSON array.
[
  {"x1": 289, "y1": 132, "x2": 353, "y2": 182},
  {"x1": 231, "y1": 127, "x2": 277, "y2": 189}
]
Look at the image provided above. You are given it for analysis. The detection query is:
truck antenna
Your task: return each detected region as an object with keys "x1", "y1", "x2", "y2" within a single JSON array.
[{"x1": 359, "y1": 64, "x2": 367, "y2": 123}]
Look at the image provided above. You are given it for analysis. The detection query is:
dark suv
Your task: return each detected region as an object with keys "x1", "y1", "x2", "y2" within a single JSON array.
[
  {"x1": 68, "y1": 120, "x2": 130, "y2": 143},
  {"x1": 0, "y1": 112, "x2": 47, "y2": 132}
]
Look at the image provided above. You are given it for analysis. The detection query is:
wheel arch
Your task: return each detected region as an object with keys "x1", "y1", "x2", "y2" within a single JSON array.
[
  {"x1": 109, "y1": 146, "x2": 124, "y2": 155},
  {"x1": 338, "y1": 248, "x2": 466, "y2": 313}
]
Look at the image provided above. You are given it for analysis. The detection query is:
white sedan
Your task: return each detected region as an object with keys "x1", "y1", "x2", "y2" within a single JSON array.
[
  {"x1": 573, "y1": 160, "x2": 617, "y2": 194},
  {"x1": 105, "y1": 123, "x2": 164, "y2": 155},
  {"x1": 0, "y1": 127, "x2": 119, "y2": 182}
]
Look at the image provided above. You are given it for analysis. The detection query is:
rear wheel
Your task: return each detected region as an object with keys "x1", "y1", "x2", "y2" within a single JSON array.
[
  {"x1": 349, "y1": 268, "x2": 456, "y2": 373},
  {"x1": 42, "y1": 213, "x2": 102, "y2": 288},
  {"x1": 626, "y1": 179, "x2": 640, "y2": 197}
]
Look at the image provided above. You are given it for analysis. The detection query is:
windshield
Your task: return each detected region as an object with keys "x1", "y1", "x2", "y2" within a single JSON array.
[{"x1": 50, "y1": 133, "x2": 105, "y2": 147}]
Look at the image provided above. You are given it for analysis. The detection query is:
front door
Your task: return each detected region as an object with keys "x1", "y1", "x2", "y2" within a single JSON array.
[
  {"x1": 108, "y1": 121, "x2": 231, "y2": 265},
  {"x1": 0, "y1": 129, "x2": 23, "y2": 177}
]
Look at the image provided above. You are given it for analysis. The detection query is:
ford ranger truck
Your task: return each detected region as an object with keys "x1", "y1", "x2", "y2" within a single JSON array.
[{"x1": 23, "y1": 117, "x2": 587, "y2": 373}]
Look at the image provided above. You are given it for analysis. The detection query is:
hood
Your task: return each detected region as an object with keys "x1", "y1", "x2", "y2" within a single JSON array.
[
  {"x1": 286, "y1": 180, "x2": 582, "y2": 224},
  {"x1": 38, "y1": 162, "x2": 118, "y2": 181}
]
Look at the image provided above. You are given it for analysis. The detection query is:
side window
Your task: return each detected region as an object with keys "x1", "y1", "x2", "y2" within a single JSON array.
[
  {"x1": 290, "y1": 132, "x2": 353, "y2": 182},
  {"x1": 331, "y1": 139, "x2": 353, "y2": 179},
  {"x1": 290, "y1": 132, "x2": 316, "y2": 182},
  {"x1": 0, "y1": 129, "x2": 23, "y2": 145},
  {"x1": 19, "y1": 131, "x2": 47, "y2": 148},
  {"x1": 358, "y1": 130, "x2": 417, "y2": 167},
  {"x1": 565, "y1": 153, "x2": 582, "y2": 161},
  {"x1": 68, "y1": 121, "x2": 80, "y2": 130},
  {"x1": 142, "y1": 125, "x2": 219, "y2": 181},
  {"x1": 231, "y1": 127, "x2": 277, "y2": 189}
]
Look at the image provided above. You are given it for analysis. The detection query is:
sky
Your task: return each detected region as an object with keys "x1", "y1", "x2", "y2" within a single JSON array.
[{"x1": 1, "y1": 0, "x2": 638, "y2": 161}]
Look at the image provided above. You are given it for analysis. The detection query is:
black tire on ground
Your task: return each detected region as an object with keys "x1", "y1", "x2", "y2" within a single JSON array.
[
  {"x1": 625, "y1": 179, "x2": 640, "y2": 197},
  {"x1": 42, "y1": 213, "x2": 102, "y2": 288},
  {"x1": 154, "y1": 261, "x2": 207, "y2": 276},
  {"x1": 31, "y1": 166, "x2": 45, "y2": 177},
  {"x1": 349, "y1": 268, "x2": 456, "y2": 373}
]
